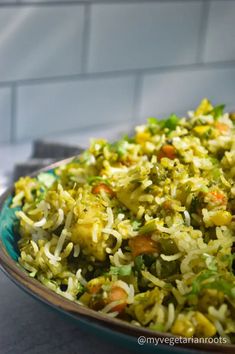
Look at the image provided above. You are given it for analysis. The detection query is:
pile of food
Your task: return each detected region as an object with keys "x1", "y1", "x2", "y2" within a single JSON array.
[{"x1": 12, "y1": 99, "x2": 235, "y2": 342}]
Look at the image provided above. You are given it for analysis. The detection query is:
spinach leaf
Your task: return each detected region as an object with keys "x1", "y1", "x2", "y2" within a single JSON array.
[{"x1": 134, "y1": 255, "x2": 144, "y2": 271}]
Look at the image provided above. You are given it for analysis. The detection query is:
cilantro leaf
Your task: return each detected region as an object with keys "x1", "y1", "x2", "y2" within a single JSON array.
[
  {"x1": 203, "y1": 279, "x2": 235, "y2": 298},
  {"x1": 110, "y1": 139, "x2": 128, "y2": 157},
  {"x1": 162, "y1": 114, "x2": 179, "y2": 131},
  {"x1": 87, "y1": 176, "x2": 110, "y2": 185},
  {"x1": 189, "y1": 270, "x2": 216, "y2": 296},
  {"x1": 188, "y1": 268, "x2": 235, "y2": 300},
  {"x1": 79, "y1": 151, "x2": 95, "y2": 165},
  {"x1": 109, "y1": 265, "x2": 132, "y2": 276},
  {"x1": 209, "y1": 104, "x2": 225, "y2": 120},
  {"x1": 37, "y1": 172, "x2": 56, "y2": 189},
  {"x1": 132, "y1": 220, "x2": 142, "y2": 231},
  {"x1": 147, "y1": 117, "x2": 160, "y2": 135},
  {"x1": 203, "y1": 253, "x2": 217, "y2": 272},
  {"x1": 147, "y1": 117, "x2": 159, "y2": 125},
  {"x1": 221, "y1": 254, "x2": 235, "y2": 273}
]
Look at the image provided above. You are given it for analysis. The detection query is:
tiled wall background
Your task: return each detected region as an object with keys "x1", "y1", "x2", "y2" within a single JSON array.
[{"x1": 0, "y1": 0, "x2": 235, "y2": 144}]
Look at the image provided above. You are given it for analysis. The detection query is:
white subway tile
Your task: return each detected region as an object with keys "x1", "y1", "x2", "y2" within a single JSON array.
[
  {"x1": 0, "y1": 6, "x2": 84, "y2": 81},
  {"x1": 88, "y1": 2, "x2": 202, "y2": 73},
  {"x1": 0, "y1": 88, "x2": 11, "y2": 143},
  {"x1": 204, "y1": 1, "x2": 235, "y2": 62},
  {"x1": 16, "y1": 76, "x2": 135, "y2": 140},
  {"x1": 139, "y1": 67, "x2": 235, "y2": 121}
]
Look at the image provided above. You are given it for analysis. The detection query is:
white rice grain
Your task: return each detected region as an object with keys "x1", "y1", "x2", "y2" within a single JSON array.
[
  {"x1": 54, "y1": 229, "x2": 67, "y2": 257},
  {"x1": 76, "y1": 269, "x2": 87, "y2": 286},
  {"x1": 73, "y1": 244, "x2": 80, "y2": 257},
  {"x1": 44, "y1": 241, "x2": 61, "y2": 264},
  {"x1": 34, "y1": 217, "x2": 47, "y2": 228},
  {"x1": 165, "y1": 303, "x2": 175, "y2": 331},
  {"x1": 161, "y1": 253, "x2": 182, "y2": 262},
  {"x1": 52, "y1": 208, "x2": 64, "y2": 230},
  {"x1": 92, "y1": 223, "x2": 99, "y2": 243},
  {"x1": 183, "y1": 210, "x2": 191, "y2": 226},
  {"x1": 105, "y1": 207, "x2": 114, "y2": 229}
]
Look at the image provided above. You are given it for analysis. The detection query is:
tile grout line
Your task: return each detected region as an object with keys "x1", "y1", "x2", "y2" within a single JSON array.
[
  {"x1": 81, "y1": 3, "x2": 91, "y2": 74},
  {"x1": 10, "y1": 84, "x2": 17, "y2": 143},
  {"x1": 0, "y1": 2, "x2": 86, "y2": 8},
  {"x1": 196, "y1": 0, "x2": 210, "y2": 64},
  {"x1": 0, "y1": 0, "x2": 215, "y2": 8},
  {"x1": 0, "y1": 59, "x2": 234, "y2": 89}
]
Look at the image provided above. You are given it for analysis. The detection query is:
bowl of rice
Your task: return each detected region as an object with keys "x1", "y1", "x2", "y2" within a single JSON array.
[{"x1": 0, "y1": 99, "x2": 234, "y2": 353}]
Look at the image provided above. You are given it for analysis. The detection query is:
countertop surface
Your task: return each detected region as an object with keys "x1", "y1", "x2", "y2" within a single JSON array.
[
  {"x1": 0, "y1": 124, "x2": 136, "y2": 354},
  {"x1": 0, "y1": 272, "x2": 135, "y2": 354}
]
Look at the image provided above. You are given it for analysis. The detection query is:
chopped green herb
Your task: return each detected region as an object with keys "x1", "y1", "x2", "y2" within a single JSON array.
[
  {"x1": 148, "y1": 113, "x2": 179, "y2": 135},
  {"x1": 209, "y1": 104, "x2": 225, "y2": 120},
  {"x1": 162, "y1": 114, "x2": 180, "y2": 131},
  {"x1": 87, "y1": 176, "x2": 110, "y2": 185},
  {"x1": 203, "y1": 279, "x2": 235, "y2": 298},
  {"x1": 80, "y1": 151, "x2": 95, "y2": 165},
  {"x1": 147, "y1": 117, "x2": 159, "y2": 125},
  {"x1": 203, "y1": 253, "x2": 217, "y2": 272},
  {"x1": 132, "y1": 220, "x2": 142, "y2": 231},
  {"x1": 110, "y1": 139, "x2": 129, "y2": 157},
  {"x1": 37, "y1": 172, "x2": 56, "y2": 189},
  {"x1": 149, "y1": 323, "x2": 165, "y2": 332},
  {"x1": 209, "y1": 157, "x2": 219, "y2": 166},
  {"x1": 109, "y1": 264, "x2": 132, "y2": 276},
  {"x1": 134, "y1": 255, "x2": 144, "y2": 271},
  {"x1": 121, "y1": 134, "x2": 135, "y2": 144},
  {"x1": 147, "y1": 117, "x2": 160, "y2": 135},
  {"x1": 189, "y1": 270, "x2": 216, "y2": 296},
  {"x1": 221, "y1": 254, "x2": 235, "y2": 273},
  {"x1": 189, "y1": 267, "x2": 235, "y2": 300}
]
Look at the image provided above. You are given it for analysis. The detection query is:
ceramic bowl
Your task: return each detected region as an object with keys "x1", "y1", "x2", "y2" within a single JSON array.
[{"x1": 0, "y1": 159, "x2": 233, "y2": 354}]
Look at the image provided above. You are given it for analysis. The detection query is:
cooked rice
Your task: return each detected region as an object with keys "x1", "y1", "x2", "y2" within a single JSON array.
[{"x1": 12, "y1": 99, "x2": 235, "y2": 341}]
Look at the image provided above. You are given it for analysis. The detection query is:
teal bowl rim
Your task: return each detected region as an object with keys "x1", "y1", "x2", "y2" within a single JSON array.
[{"x1": 0, "y1": 158, "x2": 233, "y2": 354}]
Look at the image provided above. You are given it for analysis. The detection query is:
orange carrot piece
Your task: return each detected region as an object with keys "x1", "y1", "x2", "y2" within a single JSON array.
[
  {"x1": 215, "y1": 122, "x2": 229, "y2": 133},
  {"x1": 209, "y1": 191, "x2": 227, "y2": 205},
  {"x1": 129, "y1": 234, "x2": 159, "y2": 258},
  {"x1": 108, "y1": 286, "x2": 128, "y2": 313},
  {"x1": 158, "y1": 145, "x2": 176, "y2": 160},
  {"x1": 92, "y1": 183, "x2": 115, "y2": 196}
]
